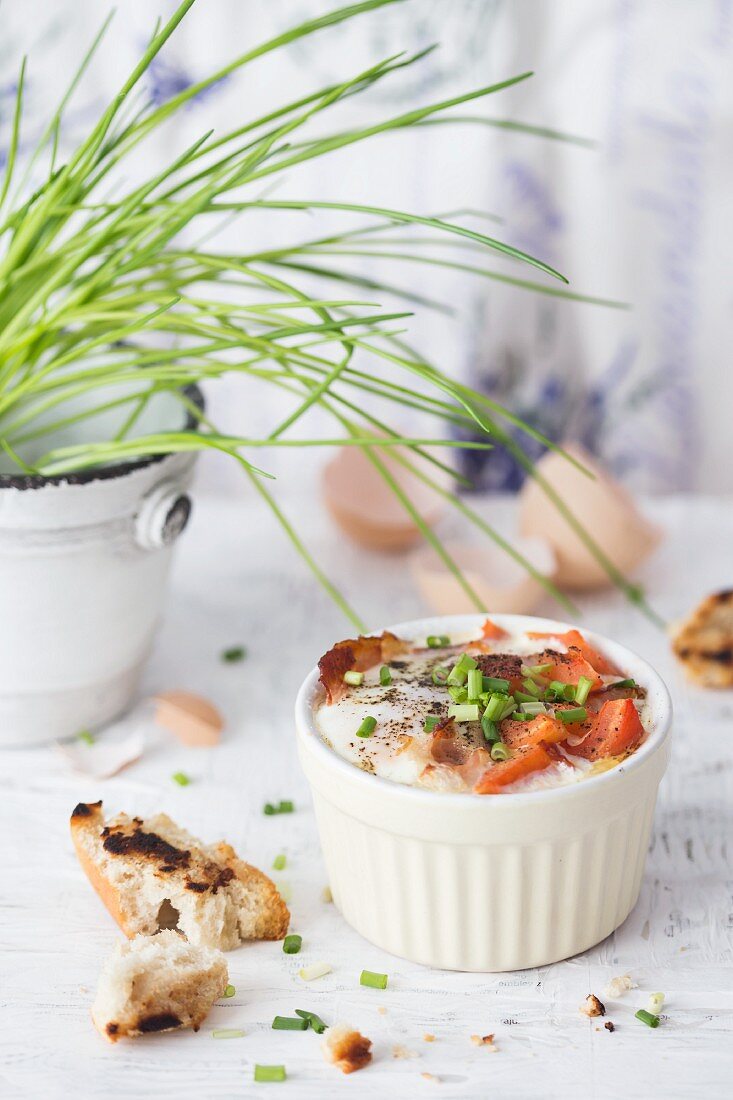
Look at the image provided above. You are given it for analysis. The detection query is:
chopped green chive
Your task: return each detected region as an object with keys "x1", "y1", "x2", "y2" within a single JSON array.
[
  {"x1": 423, "y1": 714, "x2": 440, "y2": 733},
  {"x1": 457, "y1": 653, "x2": 478, "y2": 672},
  {"x1": 427, "y1": 635, "x2": 450, "y2": 648},
  {"x1": 447, "y1": 665, "x2": 467, "y2": 687},
  {"x1": 546, "y1": 679, "x2": 575, "y2": 701},
  {"x1": 483, "y1": 692, "x2": 510, "y2": 722},
  {"x1": 356, "y1": 715, "x2": 377, "y2": 738},
  {"x1": 557, "y1": 707, "x2": 588, "y2": 724},
  {"x1": 575, "y1": 676, "x2": 594, "y2": 706},
  {"x1": 224, "y1": 984, "x2": 236, "y2": 998},
  {"x1": 519, "y1": 700, "x2": 547, "y2": 716},
  {"x1": 490, "y1": 742, "x2": 511, "y2": 762},
  {"x1": 212, "y1": 1028, "x2": 245, "y2": 1039},
  {"x1": 283, "y1": 934, "x2": 302, "y2": 955},
  {"x1": 264, "y1": 800, "x2": 295, "y2": 815},
  {"x1": 513, "y1": 690, "x2": 537, "y2": 704},
  {"x1": 635, "y1": 1009, "x2": 660, "y2": 1029},
  {"x1": 272, "y1": 1015, "x2": 308, "y2": 1031},
  {"x1": 254, "y1": 1064, "x2": 287, "y2": 1082},
  {"x1": 448, "y1": 703, "x2": 479, "y2": 722},
  {"x1": 513, "y1": 713, "x2": 534, "y2": 722},
  {"x1": 524, "y1": 662, "x2": 553, "y2": 676},
  {"x1": 221, "y1": 645, "x2": 246, "y2": 663},
  {"x1": 522, "y1": 678, "x2": 543, "y2": 698},
  {"x1": 172, "y1": 771, "x2": 191, "y2": 786},
  {"x1": 483, "y1": 676, "x2": 511, "y2": 694},
  {"x1": 612, "y1": 678, "x2": 637, "y2": 689},
  {"x1": 360, "y1": 969, "x2": 388, "y2": 989},
  {"x1": 76, "y1": 729, "x2": 94, "y2": 745},
  {"x1": 467, "y1": 668, "x2": 483, "y2": 700},
  {"x1": 447, "y1": 684, "x2": 468, "y2": 704},
  {"x1": 481, "y1": 715, "x2": 500, "y2": 743},
  {"x1": 295, "y1": 1009, "x2": 328, "y2": 1034},
  {"x1": 379, "y1": 665, "x2": 392, "y2": 686},
  {"x1": 431, "y1": 666, "x2": 450, "y2": 686},
  {"x1": 343, "y1": 669, "x2": 364, "y2": 686},
  {"x1": 273, "y1": 854, "x2": 287, "y2": 871}
]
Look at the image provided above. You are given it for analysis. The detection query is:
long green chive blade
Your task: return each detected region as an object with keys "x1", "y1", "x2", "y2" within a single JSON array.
[
  {"x1": 379, "y1": 664, "x2": 392, "y2": 686},
  {"x1": 448, "y1": 703, "x2": 479, "y2": 722},
  {"x1": 273, "y1": 854, "x2": 287, "y2": 871},
  {"x1": 360, "y1": 969, "x2": 388, "y2": 989},
  {"x1": 272, "y1": 1015, "x2": 308, "y2": 1030},
  {"x1": 575, "y1": 676, "x2": 593, "y2": 706},
  {"x1": 295, "y1": 1008, "x2": 328, "y2": 1034},
  {"x1": 423, "y1": 714, "x2": 440, "y2": 733},
  {"x1": 557, "y1": 706, "x2": 587, "y2": 724},
  {"x1": 221, "y1": 645, "x2": 247, "y2": 662},
  {"x1": 426, "y1": 634, "x2": 450, "y2": 648},
  {"x1": 484, "y1": 676, "x2": 511, "y2": 694},
  {"x1": 254, "y1": 1064, "x2": 287, "y2": 1082},
  {"x1": 283, "y1": 934, "x2": 302, "y2": 954},
  {"x1": 356, "y1": 715, "x2": 377, "y2": 737},
  {"x1": 490, "y1": 742, "x2": 510, "y2": 762},
  {"x1": 635, "y1": 1009, "x2": 660, "y2": 1029},
  {"x1": 343, "y1": 669, "x2": 364, "y2": 686}
]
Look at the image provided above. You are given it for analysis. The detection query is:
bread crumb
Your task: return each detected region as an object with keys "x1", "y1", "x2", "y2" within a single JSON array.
[
  {"x1": 421, "y1": 1072, "x2": 440, "y2": 1083},
  {"x1": 377, "y1": 1006, "x2": 387, "y2": 1016},
  {"x1": 323, "y1": 1023, "x2": 372, "y2": 1074},
  {"x1": 604, "y1": 973, "x2": 636, "y2": 999},
  {"x1": 605, "y1": 1021, "x2": 615, "y2": 1032},
  {"x1": 470, "y1": 1033, "x2": 497, "y2": 1050},
  {"x1": 321, "y1": 885, "x2": 333, "y2": 903},
  {"x1": 423, "y1": 1033, "x2": 436, "y2": 1042},
  {"x1": 580, "y1": 994, "x2": 605, "y2": 1018},
  {"x1": 392, "y1": 1043, "x2": 417, "y2": 1060}
]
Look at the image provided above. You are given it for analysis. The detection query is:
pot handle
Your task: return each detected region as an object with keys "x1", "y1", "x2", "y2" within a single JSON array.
[{"x1": 135, "y1": 480, "x2": 192, "y2": 550}]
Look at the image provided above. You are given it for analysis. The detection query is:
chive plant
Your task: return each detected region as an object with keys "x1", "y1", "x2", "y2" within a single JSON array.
[{"x1": 0, "y1": 0, "x2": 655, "y2": 629}]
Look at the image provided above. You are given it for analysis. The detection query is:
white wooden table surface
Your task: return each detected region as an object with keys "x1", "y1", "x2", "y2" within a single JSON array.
[{"x1": 2, "y1": 490, "x2": 732, "y2": 1100}]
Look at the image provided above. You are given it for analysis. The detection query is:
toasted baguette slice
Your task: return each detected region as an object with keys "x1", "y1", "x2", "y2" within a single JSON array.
[
  {"x1": 322, "y1": 1024, "x2": 373, "y2": 1073},
  {"x1": 71, "y1": 801, "x2": 289, "y2": 949},
  {"x1": 92, "y1": 930, "x2": 227, "y2": 1042},
  {"x1": 671, "y1": 590, "x2": 733, "y2": 687}
]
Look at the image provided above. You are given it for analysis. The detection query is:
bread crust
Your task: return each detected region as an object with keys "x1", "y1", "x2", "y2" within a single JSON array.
[
  {"x1": 71, "y1": 802, "x2": 135, "y2": 935},
  {"x1": 672, "y1": 590, "x2": 733, "y2": 688}
]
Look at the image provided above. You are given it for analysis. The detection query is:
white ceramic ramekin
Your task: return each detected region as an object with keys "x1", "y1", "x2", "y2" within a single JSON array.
[{"x1": 295, "y1": 614, "x2": 672, "y2": 972}]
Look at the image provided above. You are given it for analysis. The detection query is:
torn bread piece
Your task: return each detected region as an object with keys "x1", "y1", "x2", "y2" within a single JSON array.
[
  {"x1": 322, "y1": 1023, "x2": 373, "y2": 1073},
  {"x1": 71, "y1": 801, "x2": 289, "y2": 950},
  {"x1": 671, "y1": 590, "x2": 733, "y2": 687},
  {"x1": 92, "y1": 930, "x2": 227, "y2": 1042}
]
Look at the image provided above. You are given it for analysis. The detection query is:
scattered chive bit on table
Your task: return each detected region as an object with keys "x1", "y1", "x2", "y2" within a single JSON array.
[
  {"x1": 272, "y1": 1015, "x2": 309, "y2": 1031},
  {"x1": 295, "y1": 1009, "x2": 328, "y2": 1034},
  {"x1": 221, "y1": 645, "x2": 247, "y2": 663},
  {"x1": 647, "y1": 992, "x2": 665, "y2": 1015},
  {"x1": 635, "y1": 1008, "x2": 660, "y2": 1028},
  {"x1": 360, "y1": 970, "x2": 388, "y2": 990},
  {"x1": 254, "y1": 1065, "x2": 286, "y2": 1083},
  {"x1": 76, "y1": 730, "x2": 94, "y2": 745},
  {"x1": 298, "y1": 961, "x2": 332, "y2": 981},
  {"x1": 283, "y1": 934, "x2": 302, "y2": 955},
  {"x1": 263, "y1": 800, "x2": 295, "y2": 815},
  {"x1": 171, "y1": 771, "x2": 191, "y2": 786},
  {"x1": 272, "y1": 854, "x2": 287, "y2": 871},
  {"x1": 223, "y1": 984, "x2": 236, "y2": 998},
  {"x1": 212, "y1": 1028, "x2": 246, "y2": 1039}
]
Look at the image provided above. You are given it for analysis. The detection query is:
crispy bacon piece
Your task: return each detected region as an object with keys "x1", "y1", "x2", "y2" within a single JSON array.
[
  {"x1": 527, "y1": 629, "x2": 621, "y2": 676},
  {"x1": 481, "y1": 618, "x2": 508, "y2": 641},
  {"x1": 318, "y1": 631, "x2": 408, "y2": 703},
  {"x1": 429, "y1": 718, "x2": 491, "y2": 784}
]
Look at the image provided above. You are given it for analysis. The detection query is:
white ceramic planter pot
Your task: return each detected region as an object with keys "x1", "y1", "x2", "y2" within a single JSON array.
[
  {"x1": 296, "y1": 614, "x2": 672, "y2": 972},
  {"x1": 0, "y1": 394, "x2": 201, "y2": 747}
]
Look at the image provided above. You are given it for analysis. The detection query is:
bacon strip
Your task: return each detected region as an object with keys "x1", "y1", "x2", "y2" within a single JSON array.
[{"x1": 318, "y1": 631, "x2": 408, "y2": 703}]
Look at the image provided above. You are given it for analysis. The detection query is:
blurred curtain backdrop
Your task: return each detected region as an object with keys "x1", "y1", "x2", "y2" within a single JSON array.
[{"x1": 2, "y1": 0, "x2": 730, "y2": 492}]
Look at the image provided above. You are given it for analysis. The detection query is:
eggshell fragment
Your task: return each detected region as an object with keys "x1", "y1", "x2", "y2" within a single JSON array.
[
  {"x1": 518, "y1": 443, "x2": 661, "y2": 591},
  {"x1": 321, "y1": 445, "x2": 448, "y2": 551},
  {"x1": 154, "y1": 691, "x2": 223, "y2": 746},
  {"x1": 410, "y1": 537, "x2": 556, "y2": 615},
  {"x1": 56, "y1": 731, "x2": 145, "y2": 779}
]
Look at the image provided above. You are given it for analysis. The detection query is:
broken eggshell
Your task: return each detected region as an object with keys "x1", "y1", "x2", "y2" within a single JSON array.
[
  {"x1": 154, "y1": 691, "x2": 223, "y2": 746},
  {"x1": 410, "y1": 537, "x2": 556, "y2": 616},
  {"x1": 519, "y1": 443, "x2": 661, "y2": 591},
  {"x1": 321, "y1": 445, "x2": 449, "y2": 551}
]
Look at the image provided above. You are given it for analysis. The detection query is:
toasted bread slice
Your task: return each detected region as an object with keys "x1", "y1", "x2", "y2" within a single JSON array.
[
  {"x1": 671, "y1": 590, "x2": 733, "y2": 687},
  {"x1": 92, "y1": 930, "x2": 227, "y2": 1042},
  {"x1": 71, "y1": 802, "x2": 289, "y2": 949}
]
